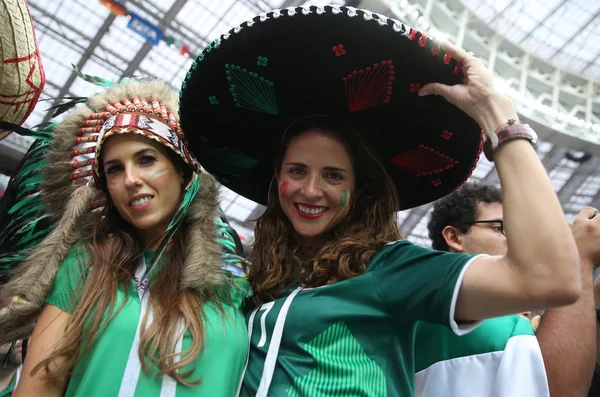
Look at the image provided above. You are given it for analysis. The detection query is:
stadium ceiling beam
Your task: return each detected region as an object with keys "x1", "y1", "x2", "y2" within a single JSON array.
[
  {"x1": 481, "y1": 146, "x2": 567, "y2": 187},
  {"x1": 487, "y1": 0, "x2": 518, "y2": 27},
  {"x1": 25, "y1": 12, "x2": 126, "y2": 77},
  {"x1": 517, "y1": 0, "x2": 567, "y2": 46},
  {"x1": 540, "y1": 146, "x2": 569, "y2": 173},
  {"x1": 119, "y1": 0, "x2": 188, "y2": 79},
  {"x1": 556, "y1": 156, "x2": 600, "y2": 204},
  {"x1": 550, "y1": 8, "x2": 600, "y2": 59},
  {"x1": 581, "y1": 50, "x2": 600, "y2": 74},
  {"x1": 39, "y1": 10, "x2": 117, "y2": 124},
  {"x1": 126, "y1": 0, "x2": 213, "y2": 57}
]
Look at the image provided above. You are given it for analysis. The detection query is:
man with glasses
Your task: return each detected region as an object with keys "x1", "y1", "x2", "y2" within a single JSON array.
[{"x1": 414, "y1": 182, "x2": 597, "y2": 397}]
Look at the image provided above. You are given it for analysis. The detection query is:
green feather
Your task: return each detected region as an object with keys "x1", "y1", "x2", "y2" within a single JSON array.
[
  {"x1": 72, "y1": 64, "x2": 114, "y2": 87},
  {"x1": 168, "y1": 175, "x2": 200, "y2": 232},
  {"x1": 139, "y1": 175, "x2": 201, "y2": 283}
]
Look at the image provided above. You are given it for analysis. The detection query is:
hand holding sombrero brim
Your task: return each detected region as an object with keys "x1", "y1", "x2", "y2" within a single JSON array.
[{"x1": 418, "y1": 41, "x2": 518, "y2": 135}]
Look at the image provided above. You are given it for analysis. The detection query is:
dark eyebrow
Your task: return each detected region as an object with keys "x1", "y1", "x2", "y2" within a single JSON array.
[
  {"x1": 323, "y1": 166, "x2": 349, "y2": 173},
  {"x1": 104, "y1": 148, "x2": 158, "y2": 167},
  {"x1": 284, "y1": 162, "x2": 349, "y2": 173}
]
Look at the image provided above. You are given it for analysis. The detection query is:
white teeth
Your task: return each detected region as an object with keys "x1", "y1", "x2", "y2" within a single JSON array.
[
  {"x1": 131, "y1": 196, "x2": 152, "y2": 206},
  {"x1": 297, "y1": 204, "x2": 327, "y2": 214}
]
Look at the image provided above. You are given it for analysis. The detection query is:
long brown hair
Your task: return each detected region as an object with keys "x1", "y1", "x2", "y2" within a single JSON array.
[
  {"x1": 34, "y1": 150, "x2": 214, "y2": 386},
  {"x1": 248, "y1": 117, "x2": 403, "y2": 305}
]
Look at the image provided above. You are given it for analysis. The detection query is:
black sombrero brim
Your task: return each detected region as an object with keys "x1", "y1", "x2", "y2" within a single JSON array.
[{"x1": 179, "y1": 5, "x2": 483, "y2": 209}]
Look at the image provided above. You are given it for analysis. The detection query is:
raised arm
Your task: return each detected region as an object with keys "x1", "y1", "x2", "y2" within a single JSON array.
[
  {"x1": 535, "y1": 207, "x2": 598, "y2": 396},
  {"x1": 420, "y1": 41, "x2": 580, "y2": 321},
  {"x1": 14, "y1": 304, "x2": 70, "y2": 397}
]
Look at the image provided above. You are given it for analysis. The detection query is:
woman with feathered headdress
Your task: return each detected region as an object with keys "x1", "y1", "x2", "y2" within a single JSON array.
[{"x1": 0, "y1": 79, "x2": 250, "y2": 397}]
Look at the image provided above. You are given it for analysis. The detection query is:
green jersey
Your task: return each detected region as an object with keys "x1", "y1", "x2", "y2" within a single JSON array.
[
  {"x1": 0, "y1": 369, "x2": 19, "y2": 397},
  {"x1": 240, "y1": 240, "x2": 480, "y2": 397},
  {"x1": 46, "y1": 245, "x2": 250, "y2": 397},
  {"x1": 414, "y1": 316, "x2": 549, "y2": 397}
]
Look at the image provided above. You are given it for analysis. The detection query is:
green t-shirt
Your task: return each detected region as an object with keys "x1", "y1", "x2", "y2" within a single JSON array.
[
  {"x1": 46, "y1": 244, "x2": 250, "y2": 397},
  {"x1": 240, "y1": 240, "x2": 478, "y2": 397}
]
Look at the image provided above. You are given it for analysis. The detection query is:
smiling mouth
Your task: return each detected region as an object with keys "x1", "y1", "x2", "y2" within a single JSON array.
[
  {"x1": 295, "y1": 203, "x2": 328, "y2": 218},
  {"x1": 129, "y1": 195, "x2": 153, "y2": 208}
]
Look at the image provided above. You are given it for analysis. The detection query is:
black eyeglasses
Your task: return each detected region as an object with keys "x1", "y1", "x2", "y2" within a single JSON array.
[{"x1": 465, "y1": 219, "x2": 505, "y2": 236}]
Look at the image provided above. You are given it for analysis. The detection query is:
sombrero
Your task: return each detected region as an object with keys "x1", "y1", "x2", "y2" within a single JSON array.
[
  {"x1": 179, "y1": 5, "x2": 483, "y2": 209},
  {"x1": 0, "y1": 0, "x2": 45, "y2": 140}
]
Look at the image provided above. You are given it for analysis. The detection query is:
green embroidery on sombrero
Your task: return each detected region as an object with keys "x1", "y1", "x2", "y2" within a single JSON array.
[
  {"x1": 204, "y1": 147, "x2": 259, "y2": 178},
  {"x1": 257, "y1": 56, "x2": 268, "y2": 67},
  {"x1": 225, "y1": 64, "x2": 279, "y2": 115}
]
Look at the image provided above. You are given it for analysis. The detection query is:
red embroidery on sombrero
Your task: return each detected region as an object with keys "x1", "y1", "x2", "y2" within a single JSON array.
[
  {"x1": 343, "y1": 60, "x2": 395, "y2": 112},
  {"x1": 441, "y1": 130, "x2": 453, "y2": 139},
  {"x1": 418, "y1": 33, "x2": 428, "y2": 47},
  {"x1": 431, "y1": 45, "x2": 440, "y2": 56},
  {"x1": 388, "y1": 145, "x2": 459, "y2": 177},
  {"x1": 409, "y1": 84, "x2": 422, "y2": 93},
  {"x1": 0, "y1": 51, "x2": 44, "y2": 126},
  {"x1": 333, "y1": 44, "x2": 346, "y2": 56},
  {"x1": 431, "y1": 179, "x2": 442, "y2": 187},
  {"x1": 443, "y1": 53, "x2": 453, "y2": 65},
  {"x1": 408, "y1": 29, "x2": 418, "y2": 40}
]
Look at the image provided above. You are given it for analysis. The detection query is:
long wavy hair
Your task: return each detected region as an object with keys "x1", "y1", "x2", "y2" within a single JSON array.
[
  {"x1": 248, "y1": 117, "x2": 403, "y2": 305},
  {"x1": 33, "y1": 149, "x2": 215, "y2": 386}
]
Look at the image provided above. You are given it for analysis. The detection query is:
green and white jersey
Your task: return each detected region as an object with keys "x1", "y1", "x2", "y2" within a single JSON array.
[
  {"x1": 0, "y1": 368, "x2": 20, "y2": 397},
  {"x1": 414, "y1": 316, "x2": 549, "y2": 397},
  {"x1": 239, "y1": 240, "x2": 481, "y2": 397},
  {"x1": 46, "y1": 244, "x2": 250, "y2": 397}
]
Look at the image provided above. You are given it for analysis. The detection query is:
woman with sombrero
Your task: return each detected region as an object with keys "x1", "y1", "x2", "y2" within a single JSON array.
[
  {"x1": 0, "y1": 79, "x2": 251, "y2": 396},
  {"x1": 178, "y1": 5, "x2": 580, "y2": 396}
]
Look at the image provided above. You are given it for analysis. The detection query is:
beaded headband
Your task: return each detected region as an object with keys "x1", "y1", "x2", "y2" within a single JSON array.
[{"x1": 70, "y1": 95, "x2": 199, "y2": 190}]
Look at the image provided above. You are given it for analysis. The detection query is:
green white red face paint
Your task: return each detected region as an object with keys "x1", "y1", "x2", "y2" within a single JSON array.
[
  {"x1": 150, "y1": 167, "x2": 169, "y2": 180},
  {"x1": 339, "y1": 190, "x2": 349, "y2": 208},
  {"x1": 279, "y1": 180, "x2": 289, "y2": 198}
]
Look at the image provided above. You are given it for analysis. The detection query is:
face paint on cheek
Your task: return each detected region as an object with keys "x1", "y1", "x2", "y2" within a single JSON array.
[
  {"x1": 339, "y1": 190, "x2": 350, "y2": 208},
  {"x1": 279, "y1": 180, "x2": 289, "y2": 198},
  {"x1": 149, "y1": 167, "x2": 169, "y2": 180}
]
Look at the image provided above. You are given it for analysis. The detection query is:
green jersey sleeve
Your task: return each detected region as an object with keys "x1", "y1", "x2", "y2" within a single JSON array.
[
  {"x1": 369, "y1": 240, "x2": 480, "y2": 332},
  {"x1": 46, "y1": 243, "x2": 90, "y2": 313}
]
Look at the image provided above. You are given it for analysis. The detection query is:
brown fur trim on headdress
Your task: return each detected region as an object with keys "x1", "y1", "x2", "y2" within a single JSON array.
[{"x1": 181, "y1": 172, "x2": 224, "y2": 293}]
